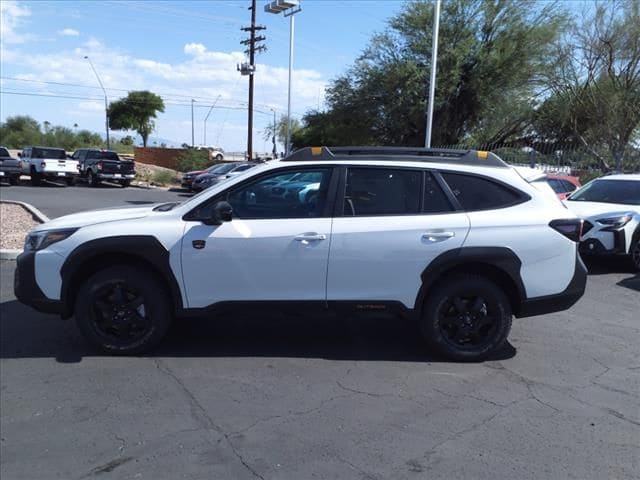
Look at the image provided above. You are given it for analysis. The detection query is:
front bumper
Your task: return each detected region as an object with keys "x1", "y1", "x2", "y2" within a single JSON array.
[
  {"x1": 14, "y1": 251, "x2": 68, "y2": 317},
  {"x1": 579, "y1": 228, "x2": 627, "y2": 255},
  {"x1": 517, "y1": 252, "x2": 587, "y2": 318}
]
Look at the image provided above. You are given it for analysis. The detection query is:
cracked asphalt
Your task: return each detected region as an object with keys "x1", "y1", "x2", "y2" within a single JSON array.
[{"x1": 1, "y1": 256, "x2": 638, "y2": 479}]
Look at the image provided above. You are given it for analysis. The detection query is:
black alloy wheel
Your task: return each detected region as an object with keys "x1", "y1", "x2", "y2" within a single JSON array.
[
  {"x1": 75, "y1": 266, "x2": 172, "y2": 354},
  {"x1": 420, "y1": 274, "x2": 512, "y2": 361},
  {"x1": 631, "y1": 236, "x2": 640, "y2": 271},
  {"x1": 89, "y1": 282, "x2": 152, "y2": 347}
]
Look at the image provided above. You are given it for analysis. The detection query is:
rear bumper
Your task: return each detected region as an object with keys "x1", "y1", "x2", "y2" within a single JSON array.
[
  {"x1": 97, "y1": 173, "x2": 135, "y2": 180},
  {"x1": 517, "y1": 253, "x2": 587, "y2": 318},
  {"x1": 0, "y1": 168, "x2": 21, "y2": 176},
  {"x1": 41, "y1": 171, "x2": 79, "y2": 178},
  {"x1": 14, "y1": 251, "x2": 68, "y2": 317}
]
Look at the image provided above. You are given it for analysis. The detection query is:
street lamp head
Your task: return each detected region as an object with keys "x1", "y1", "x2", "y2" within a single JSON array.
[{"x1": 264, "y1": 0, "x2": 299, "y2": 14}]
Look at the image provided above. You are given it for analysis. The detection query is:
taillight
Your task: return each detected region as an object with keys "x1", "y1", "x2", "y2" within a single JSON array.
[
  {"x1": 40, "y1": 162, "x2": 46, "y2": 169},
  {"x1": 549, "y1": 219, "x2": 583, "y2": 242},
  {"x1": 96, "y1": 162, "x2": 103, "y2": 170}
]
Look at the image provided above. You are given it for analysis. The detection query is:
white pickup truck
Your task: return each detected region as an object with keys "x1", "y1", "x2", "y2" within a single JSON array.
[{"x1": 20, "y1": 146, "x2": 80, "y2": 186}]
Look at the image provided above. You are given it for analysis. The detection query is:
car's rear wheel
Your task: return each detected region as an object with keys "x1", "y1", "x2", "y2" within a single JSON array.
[
  {"x1": 215, "y1": 154, "x2": 223, "y2": 161},
  {"x1": 420, "y1": 274, "x2": 512, "y2": 361},
  {"x1": 87, "y1": 170, "x2": 99, "y2": 187},
  {"x1": 65, "y1": 177, "x2": 75, "y2": 186},
  {"x1": 120, "y1": 179, "x2": 131, "y2": 188},
  {"x1": 630, "y1": 234, "x2": 640, "y2": 271},
  {"x1": 30, "y1": 168, "x2": 41, "y2": 186},
  {"x1": 75, "y1": 266, "x2": 172, "y2": 355}
]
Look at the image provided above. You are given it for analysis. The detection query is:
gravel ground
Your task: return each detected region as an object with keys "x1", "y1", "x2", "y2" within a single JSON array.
[{"x1": 0, "y1": 202, "x2": 39, "y2": 250}]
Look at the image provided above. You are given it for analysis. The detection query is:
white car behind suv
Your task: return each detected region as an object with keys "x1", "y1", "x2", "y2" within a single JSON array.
[
  {"x1": 14, "y1": 147, "x2": 587, "y2": 361},
  {"x1": 563, "y1": 173, "x2": 640, "y2": 270}
]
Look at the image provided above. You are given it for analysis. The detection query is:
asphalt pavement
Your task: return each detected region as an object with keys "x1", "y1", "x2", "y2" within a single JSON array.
[
  {"x1": 0, "y1": 181, "x2": 187, "y2": 219},
  {"x1": 1, "y1": 257, "x2": 638, "y2": 480}
]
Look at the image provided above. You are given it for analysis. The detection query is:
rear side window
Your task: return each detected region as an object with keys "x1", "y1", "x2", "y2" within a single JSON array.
[
  {"x1": 344, "y1": 168, "x2": 421, "y2": 216},
  {"x1": 441, "y1": 172, "x2": 525, "y2": 211}
]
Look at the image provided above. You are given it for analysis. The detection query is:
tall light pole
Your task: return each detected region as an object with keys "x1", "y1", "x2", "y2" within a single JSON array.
[
  {"x1": 424, "y1": 0, "x2": 441, "y2": 148},
  {"x1": 84, "y1": 55, "x2": 110, "y2": 149},
  {"x1": 265, "y1": 0, "x2": 301, "y2": 156},
  {"x1": 270, "y1": 108, "x2": 277, "y2": 158},
  {"x1": 203, "y1": 94, "x2": 222, "y2": 146},
  {"x1": 191, "y1": 99, "x2": 196, "y2": 147}
]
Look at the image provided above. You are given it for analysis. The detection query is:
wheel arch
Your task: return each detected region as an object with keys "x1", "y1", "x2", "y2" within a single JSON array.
[
  {"x1": 60, "y1": 236, "x2": 184, "y2": 318},
  {"x1": 415, "y1": 247, "x2": 526, "y2": 317}
]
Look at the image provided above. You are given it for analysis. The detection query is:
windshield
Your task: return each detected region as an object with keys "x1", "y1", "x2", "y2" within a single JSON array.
[
  {"x1": 87, "y1": 150, "x2": 119, "y2": 161},
  {"x1": 208, "y1": 162, "x2": 238, "y2": 174},
  {"x1": 33, "y1": 148, "x2": 66, "y2": 159},
  {"x1": 568, "y1": 179, "x2": 640, "y2": 205}
]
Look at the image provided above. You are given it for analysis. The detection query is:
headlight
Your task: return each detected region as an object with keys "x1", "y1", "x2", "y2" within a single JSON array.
[
  {"x1": 596, "y1": 214, "x2": 633, "y2": 228},
  {"x1": 24, "y1": 228, "x2": 78, "y2": 251}
]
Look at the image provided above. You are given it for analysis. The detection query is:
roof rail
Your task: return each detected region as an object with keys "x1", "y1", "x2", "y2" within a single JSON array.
[{"x1": 282, "y1": 146, "x2": 508, "y2": 168}]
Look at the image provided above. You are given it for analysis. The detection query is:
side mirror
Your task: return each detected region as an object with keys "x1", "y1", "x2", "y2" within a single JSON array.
[
  {"x1": 17, "y1": 152, "x2": 22, "y2": 158},
  {"x1": 204, "y1": 201, "x2": 233, "y2": 225}
]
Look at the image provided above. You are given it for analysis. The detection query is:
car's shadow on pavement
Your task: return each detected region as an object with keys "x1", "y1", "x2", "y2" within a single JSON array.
[
  {"x1": 0, "y1": 300, "x2": 516, "y2": 363},
  {"x1": 582, "y1": 255, "x2": 635, "y2": 275}
]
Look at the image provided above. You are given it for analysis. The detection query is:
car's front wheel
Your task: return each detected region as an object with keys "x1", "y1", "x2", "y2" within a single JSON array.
[
  {"x1": 630, "y1": 234, "x2": 640, "y2": 271},
  {"x1": 75, "y1": 266, "x2": 173, "y2": 355},
  {"x1": 420, "y1": 274, "x2": 512, "y2": 362}
]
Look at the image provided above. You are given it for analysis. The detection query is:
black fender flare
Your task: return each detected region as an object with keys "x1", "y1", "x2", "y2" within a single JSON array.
[
  {"x1": 413, "y1": 247, "x2": 526, "y2": 314},
  {"x1": 60, "y1": 235, "x2": 184, "y2": 315}
]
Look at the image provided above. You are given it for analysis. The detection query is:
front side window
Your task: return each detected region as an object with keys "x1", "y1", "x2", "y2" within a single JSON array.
[
  {"x1": 225, "y1": 168, "x2": 332, "y2": 219},
  {"x1": 441, "y1": 172, "x2": 525, "y2": 211},
  {"x1": 344, "y1": 168, "x2": 421, "y2": 216}
]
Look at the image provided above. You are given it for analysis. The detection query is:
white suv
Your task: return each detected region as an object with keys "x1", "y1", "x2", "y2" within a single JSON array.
[
  {"x1": 563, "y1": 174, "x2": 640, "y2": 270},
  {"x1": 14, "y1": 147, "x2": 587, "y2": 361}
]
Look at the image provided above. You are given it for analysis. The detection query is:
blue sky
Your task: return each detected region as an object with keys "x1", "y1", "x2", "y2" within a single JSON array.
[{"x1": 1, "y1": 0, "x2": 404, "y2": 152}]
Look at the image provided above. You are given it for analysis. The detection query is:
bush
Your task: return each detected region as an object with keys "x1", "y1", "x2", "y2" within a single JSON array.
[
  {"x1": 150, "y1": 170, "x2": 176, "y2": 186},
  {"x1": 177, "y1": 149, "x2": 209, "y2": 172}
]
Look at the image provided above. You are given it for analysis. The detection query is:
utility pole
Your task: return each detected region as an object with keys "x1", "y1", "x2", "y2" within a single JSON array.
[
  {"x1": 271, "y1": 109, "x2": 277, "y2": 158},
  {"x1": 239, "y1": 0, "x2": 266, "y2": 161},
  {"x1": 84, "y1": 56, "x2": 110, "y2": 149},
  {"x1": 204, "y1": 94, "x2": 222, "y2": 146},
  {"x1": 191, "y1": 99, "x2": 196, "y2": 147}
]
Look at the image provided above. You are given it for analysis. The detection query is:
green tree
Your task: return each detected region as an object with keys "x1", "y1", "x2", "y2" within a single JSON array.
[
  {"x1": 537, "y1": 0, "x2": 640, "y2": 171},
  {"x1": 262, "y1": 115, "x2": 302, "y2": 150},
  {"x1": 108, "y1": 91, "x2": 165, "y2": 147},
  {"x1": 0, "y1": 115, "x2": 42, "y2": 147},
  {"x1": 294, "y1": 0, "x2": 565, "y2": 148}
]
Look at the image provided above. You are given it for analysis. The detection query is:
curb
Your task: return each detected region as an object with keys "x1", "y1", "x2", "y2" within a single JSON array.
[
  {"x1": 1, "y1": 199, "x2": 50, "y2": 223},
  {"x1": 0, "y1": 200, "x2": 49, "y2": 261},
  {"x1": 0, "y1": 249, "x2": 21, "y2": 260}
]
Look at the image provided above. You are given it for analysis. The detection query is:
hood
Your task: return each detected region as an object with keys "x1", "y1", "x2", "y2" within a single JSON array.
[
  {"x1": 563, "y1": 200, "x2": 639, "y2": 219},
  {"x1": 33, "y1": 205, "x2": 156, "y2": 231},
  {"x1": 185, "y1": 170, "x2": 205, "y2": 176}
]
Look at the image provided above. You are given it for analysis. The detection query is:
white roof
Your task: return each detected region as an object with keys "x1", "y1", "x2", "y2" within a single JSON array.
[{"x1": 599, "y1": 173, "x2": 640, "y2": 181}]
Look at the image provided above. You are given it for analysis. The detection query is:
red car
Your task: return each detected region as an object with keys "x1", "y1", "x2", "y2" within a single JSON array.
[{"x1": 547, "y1": 174, "x2": 581, "y2": 200}]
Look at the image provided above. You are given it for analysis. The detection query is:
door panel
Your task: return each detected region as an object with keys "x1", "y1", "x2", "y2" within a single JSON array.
[
  {"x1": 327, "y1": 214, "x2": 469, "y2": 308},
  {"x1": 181, "y1": 218, "x2": 332, "y2": 308}
]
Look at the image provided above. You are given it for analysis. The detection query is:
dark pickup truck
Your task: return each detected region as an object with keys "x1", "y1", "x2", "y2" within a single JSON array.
[
  {"x1": 0, "y1": 146, "x2": 21, "y2": 185},
  {"x1": 72, "y1": 149, "x2": 136, "y2": 187}
]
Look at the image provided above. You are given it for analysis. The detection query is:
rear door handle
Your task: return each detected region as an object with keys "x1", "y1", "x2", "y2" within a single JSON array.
[
  {"x1": 422, "y1": 231, "x2": 455, "y2": 243},
  {"x1": 294, "y1": 233, "x2": 327, "y2": 244}
]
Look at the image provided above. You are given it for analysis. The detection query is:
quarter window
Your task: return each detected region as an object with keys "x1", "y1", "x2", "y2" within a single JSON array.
[
  {"x1": 344, "y1": 168, "x2": 421, "y2": 216},
  {"x1": 441, "y1": 172, "x2": 524, "y2": 210}
]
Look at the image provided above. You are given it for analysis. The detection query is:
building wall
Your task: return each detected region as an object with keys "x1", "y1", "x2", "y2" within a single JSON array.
[{"x1": 133, "y1": 147, "x2": 211, "y2": 170}]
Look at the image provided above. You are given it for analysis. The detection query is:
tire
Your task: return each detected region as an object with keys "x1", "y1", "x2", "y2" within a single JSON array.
[
  {"x1": 420, "y1": 274, "x2": 512, "y2": 362},
  {"x1": 87, "y1": 170, "x2": 99, "y2": 187},
  {"x1": 8, "y1": 175, "x2": 19, "y2": 186},
  {"x1": 120, "y1": 180, "x2": 131, "y2": 188},
  {"x1": 215, "y1": 154, "x2": 223, "y2": 161},
  {"x1": 629, "y1": 233, "x2": 640, "y2": 271},
  {"x1": 65, "y1": 177, "x2": 75, "y2": 186},
  {"x1": 74, "y1": 265, "x2": 173, "y2": 355},
  {"x1": 30, "y1": 167, "x2": 41, "y2": 186}
]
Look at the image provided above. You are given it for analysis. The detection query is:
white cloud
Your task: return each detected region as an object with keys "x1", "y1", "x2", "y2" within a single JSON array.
[
  {"x1": 0, "y1": 0, "x2": 31, "y2": 44},
  {"x1": 59, "y1": 28, "x2": 79, "y2": 37},
  {"x1": 1, "y1": 39, "x2": 328, "y2": 150}
]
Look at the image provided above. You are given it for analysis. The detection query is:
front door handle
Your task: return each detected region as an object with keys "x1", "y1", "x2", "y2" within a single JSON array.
[
  {"x1": 294, "y1": 233, "x2": 327, "y2": 244},
  {"x1": 422, "y1": 231, "x2": 455, "y2": 243}
]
